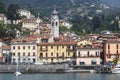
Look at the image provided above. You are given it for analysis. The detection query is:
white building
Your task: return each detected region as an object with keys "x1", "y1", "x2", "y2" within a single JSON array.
[
  {"x1": 18, "y1": 9, "x2": 31, "y2": 19},
  {"x1": 0, "y1": 14, "x2": 7, "y2": 24},
  {"x1": 22, "y1": 17, "x2": 42, "y2": 31},
  {"x1": 11, "y1": 42, "x2": 37, "y2": 64}
]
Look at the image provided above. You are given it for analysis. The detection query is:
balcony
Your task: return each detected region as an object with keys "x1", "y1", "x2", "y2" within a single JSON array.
[{"x1": 40, "y1": 48, "x2": 48, "y2": 51}]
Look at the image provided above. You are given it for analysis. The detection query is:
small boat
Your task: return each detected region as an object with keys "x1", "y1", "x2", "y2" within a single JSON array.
[
  {"x1": 15, "y1": 71, "x2": 21, "y2": 76},
  {"x1": 89, "y1": 70, "x2": 95, "y2": 73},
  {"x1": 111, "y1": 65, "x2": 120, "y2": 74}
]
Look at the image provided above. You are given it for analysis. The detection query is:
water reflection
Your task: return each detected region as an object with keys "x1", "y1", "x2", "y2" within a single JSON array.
[{"x1": 0, "y1": 73, "x2": 120, "y2": 80}]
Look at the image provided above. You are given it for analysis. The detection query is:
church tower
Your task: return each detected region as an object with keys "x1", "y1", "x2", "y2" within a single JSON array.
[{"x1": 51, "y1": 9, "x2": 59, "y2": 37}]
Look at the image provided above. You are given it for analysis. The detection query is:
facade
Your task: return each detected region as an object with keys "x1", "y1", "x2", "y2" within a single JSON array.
[
  {"x1": 104, "y1": 40, "x2": 120, "y2": 64},
  {"x1": 11, "y1": 42, "x2": 37, "y2": 64},
  {"x1": 37, "y1": 42, "x2": 77, "y2": 64},
  {"x1": 22, "y1": 18, "x2": 40, "y2": 31},
  {"x1": 76, "y1": 41, "x2": 101, "y2": 65}
]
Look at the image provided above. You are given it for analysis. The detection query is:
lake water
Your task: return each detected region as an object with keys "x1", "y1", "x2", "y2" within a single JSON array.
[{"x1": 0, "y1": 73, "x2": 120, "y2": 80}]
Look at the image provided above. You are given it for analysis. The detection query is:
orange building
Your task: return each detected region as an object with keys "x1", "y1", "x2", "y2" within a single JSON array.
[{"x1": 103, "y1": 40, "x2": 120, "y2": 64}]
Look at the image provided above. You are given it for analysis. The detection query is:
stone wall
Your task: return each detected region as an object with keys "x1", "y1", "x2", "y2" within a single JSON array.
[{"x1": 0, "y1": 64, "x2": 69, "y2": 73}]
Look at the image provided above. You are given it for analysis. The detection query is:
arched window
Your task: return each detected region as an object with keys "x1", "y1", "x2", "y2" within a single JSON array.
[
  {"x1": 40, "y1": 53, "x2": 43, "y2": 59},
  {"x1": 56, "y1": 22, "x2": 58, "y2": 26},
  {"x1": 52, "y1": 22, "x2": 54, "y2": 26}
]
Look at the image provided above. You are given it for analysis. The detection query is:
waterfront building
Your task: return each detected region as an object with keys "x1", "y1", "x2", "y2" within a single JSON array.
[
  {"x1": 76, "y1": 40, "x2": 101, "y2": 65},
  {"x1": 37, "y1": 41, "x2": 77, "y2": 64},
  {"x1": 103, "y1": 40, "x2": 120, "y2": 64},
  {"x1": 11, "y1": 40, "x2": 37, "y2": 64}
]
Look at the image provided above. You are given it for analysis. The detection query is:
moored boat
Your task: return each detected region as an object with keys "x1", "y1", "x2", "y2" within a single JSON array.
[{"x1": 111, "y1": 65, "x2": 120, "y2": 74}]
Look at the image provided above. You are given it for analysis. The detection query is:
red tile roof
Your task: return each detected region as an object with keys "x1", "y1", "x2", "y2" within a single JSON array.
[{"x1": 2, "y1": 46, "x2": 10, "y2": 50}]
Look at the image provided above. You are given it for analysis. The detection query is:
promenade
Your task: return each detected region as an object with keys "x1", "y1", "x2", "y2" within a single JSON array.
[
  {"x1": 0, "y1": 64, "x2": 69, "y2": 73},
  {"x1": 0, "y1": 64, "x2": 104, "y2": 73}
]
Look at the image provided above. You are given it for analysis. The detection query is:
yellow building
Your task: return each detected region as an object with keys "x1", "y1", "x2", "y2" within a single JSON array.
[{"x1": 37, "y1": 42, "x2": 77, "y2": 64}]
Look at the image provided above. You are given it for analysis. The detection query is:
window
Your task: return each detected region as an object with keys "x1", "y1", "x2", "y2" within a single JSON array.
[
  {"x1": 57, "y1": 46, "x2": 58, "y2": 50},
  {"x1": 51, "y1": 53, "x2": 53, "y2": 56},
  {"x1": 51, "y1": 46, "x2": 53, "y2": 49},
  {"x1": 117, "y1": 44, "x2": 119, "y2": 49},
  {"x1": 13, "y1": 46, "x2": 15, "y2": 49},
  {"x1": 33, "y1": 46, "x2": 35, "y2": 50},
  {"x1": 68, "y1": 46, "x2": 70, "y2": 49},
  {"x1": 62, "y1": 53, "x2": 64, "y2": 57},
  {"x1": 33, "y1": 58, "x2": 35, "y2": 63},
  {"x1": 87, "y1": 51, "x2": 89, "y2": 57},
  {"x1": 18, "y1": 52, "x2": 20, "y2": 56},
  {"x1": 23, "y1": 52, "x2": 25, "y2": 56},
  {"x1": 68, "y1": 52, "x2": 70, "y2": 56},
  {"x1": 91, "y1": 59, "x2": 97, "y2": 65},
  {"x1": 23, "y1": 46, "x2": 25, "y2": 49},
  {"x1": 51, "y1": 58, "x2": 53, "y2": 62},
  {"x1": 18, "y1": 46, "x2": 20, "y2": 50},
  {"x1": 28, "y1": 46, "x2": 30, "y2": 50},
  {"x1": 13, "y1": 53, "x2": 15, "y2": 56},
  {"x1": 40, "y1": 53, "x2": 43, "y2": 58},
  {"x1": 33, "y1": 52, "x2": 35, "y2": 56},
  {"x1": 78, "y1": 52, "x2": 80, "y2": 57},
  {"x1": 56, "y1": 22, "x2": 58, "y2": 26},
  {"x1": 79, "y1": 62, "x2": 85, "y2": 65},
  {"x1": 57, "y1": 53, "x2": 58, "y2": 58},
  {"x1": 28, "y1": 52, "x2": 30, "y2": 56},
  {"x1": 52, "y1": 22, "x2": 54, "y2": 26},
  {"x1": 108, "y1": 44, "x2": 110, "y2": 49}
]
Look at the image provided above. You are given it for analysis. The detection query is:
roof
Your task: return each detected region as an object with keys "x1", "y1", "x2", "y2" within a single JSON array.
[
  {"x1": 38, "y1": 41, "x2": 77, "y2": 46},
  {"x1": 2, "y1": 46, "x2": 10, "y2": 50}
]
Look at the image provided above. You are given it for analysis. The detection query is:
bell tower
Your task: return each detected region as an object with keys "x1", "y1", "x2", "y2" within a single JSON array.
[{"x1": 51, "y1": 9, "x2": 59, "y2": 37}]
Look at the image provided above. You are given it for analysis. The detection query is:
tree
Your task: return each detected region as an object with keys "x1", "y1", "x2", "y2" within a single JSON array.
[
  {"x1": 0, "y1": 2, "x2": 6, "y2": 13},
  {"x1": 7, "y1": 4, "x2": 20, "y2": 23},
  {"x1": 59, "y1": 26, "x2": 69, "y2": 33},
  {"x1": 70, "y1": 23, "x2": 84, "y2": 35},
  {"x1": 92, "y1": 16, "x2": 102, "y2": 31}
]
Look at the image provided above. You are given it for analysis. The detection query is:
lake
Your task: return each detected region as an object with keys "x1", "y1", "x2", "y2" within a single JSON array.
[{"x1": 0, "y1": 73, "x2": 120, "y2": 80}]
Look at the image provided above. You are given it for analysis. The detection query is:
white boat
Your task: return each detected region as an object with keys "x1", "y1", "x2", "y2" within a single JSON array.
[
  {"x1": 14, "y1": 56, "x2": 22, "y2": 76},
  {"x1": 15, "y1": 71, "x2": 21, "y2": 76},
  {"x1": 111, "y1": 65, "x2": 120, "y2": 74}
]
